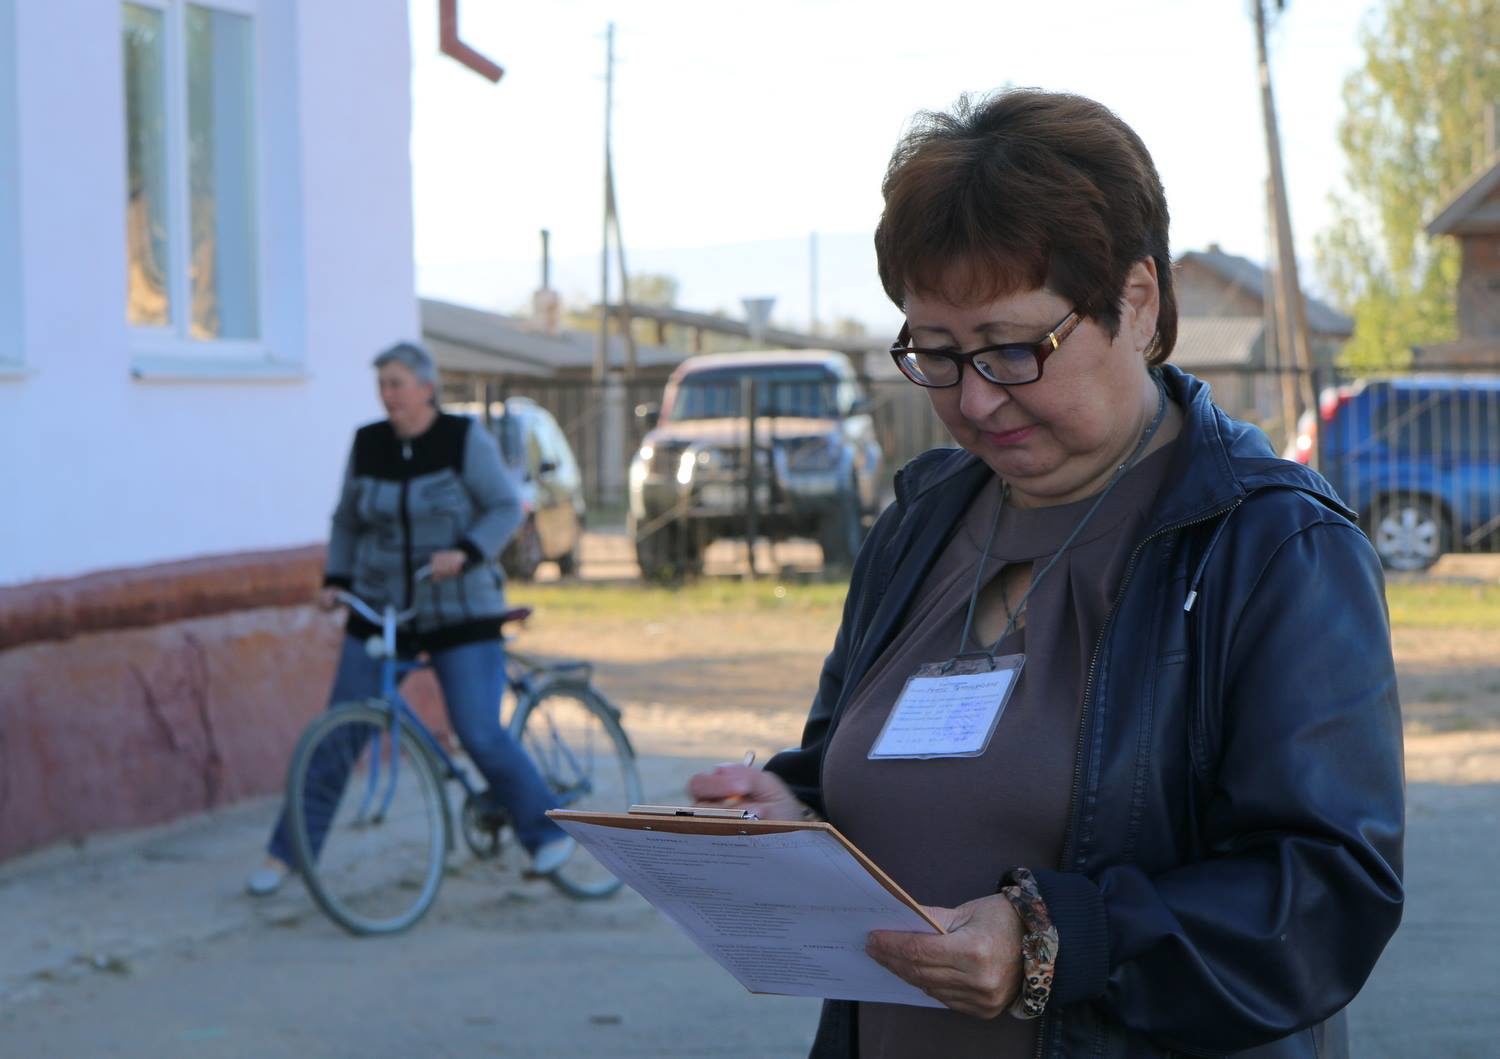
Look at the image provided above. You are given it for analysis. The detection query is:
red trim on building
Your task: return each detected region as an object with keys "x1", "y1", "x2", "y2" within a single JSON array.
[
  {"x1": 0, "y1": 545, "x2": 324, "y2": 649},
  {"x1": 439, "y1": 0, "x2": 503, "y2": 83}
]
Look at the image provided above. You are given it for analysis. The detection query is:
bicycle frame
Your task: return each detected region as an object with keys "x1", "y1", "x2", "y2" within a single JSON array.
[
  {"x1": 336, "y1": 580, "x2": 602, "y2": 824},
  {"x1": 336, "y1": 581, "x2": 488, "y2": 826}
]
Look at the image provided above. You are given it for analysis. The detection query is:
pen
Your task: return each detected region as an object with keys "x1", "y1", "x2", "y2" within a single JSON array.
[{"x1": 721, "y1": 751, "x2": 756, "y2": 806}]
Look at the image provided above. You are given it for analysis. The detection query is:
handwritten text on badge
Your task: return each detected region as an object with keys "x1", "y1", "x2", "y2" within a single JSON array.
[{"x1": 869, "y1": 667, "x2": 1019, "y2": 759}]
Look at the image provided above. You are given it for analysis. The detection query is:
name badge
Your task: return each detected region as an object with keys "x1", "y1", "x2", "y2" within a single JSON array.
[{"x1": 868, "y1": 653, "x2": 1025, "y2": 760}]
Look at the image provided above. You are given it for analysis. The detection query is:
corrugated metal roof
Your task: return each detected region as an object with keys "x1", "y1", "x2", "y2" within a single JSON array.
[
  {"x1": 604, "y1": 303, "x2": 882, "y2": 356},
  {"x1": 1170, "y1": 316, "x2": 1264, "y2": 368},
  {"x1": 420, "y1": 297, "x2": 687, "y2": 377},
  {"x1": 1177, "y1": 249, "x2": 1353, "y2": 337}
]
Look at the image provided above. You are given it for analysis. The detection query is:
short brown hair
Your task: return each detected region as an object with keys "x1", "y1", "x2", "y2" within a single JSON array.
[{"x1": 875, "y1": 89, "x2": 1176, "y2": 364}]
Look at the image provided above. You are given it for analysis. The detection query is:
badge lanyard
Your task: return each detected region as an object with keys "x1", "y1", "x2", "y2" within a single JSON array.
[{"x1": 869, "y1": 373, "x2": 1169, "y2": 761}]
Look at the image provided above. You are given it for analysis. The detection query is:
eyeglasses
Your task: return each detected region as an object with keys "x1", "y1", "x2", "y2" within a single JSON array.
[{"x1": 888, "y1": 309, "x2": 1082, "y2": 388}]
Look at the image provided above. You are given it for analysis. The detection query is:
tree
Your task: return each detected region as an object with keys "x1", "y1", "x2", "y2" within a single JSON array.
[
  {"x1": 828, "y1": 316, "x2": 868, "y2": 340},
  {"x1": 625, "y1": 272, "x2": 679, "y2": 308},
  {"x1": 1315, "y1": 0, "x2": 1500, "y2": 370},
  {"x1": 560, "y1": 272, "x2": 680, "y2": 341}
]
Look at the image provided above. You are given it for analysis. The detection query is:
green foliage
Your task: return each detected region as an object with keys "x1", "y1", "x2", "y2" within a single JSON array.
[
  {"x1": 1315, "y1": 0, "x2": 1500, "y2": 370},
  {"x1": 625, "y1": 272, "x2": 679, "y2": 308}
]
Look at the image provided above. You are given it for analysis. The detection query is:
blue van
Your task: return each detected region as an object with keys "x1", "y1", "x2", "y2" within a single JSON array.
[{"x1": 1285, "y1": 376, "x2": 1500, "y2": 571}]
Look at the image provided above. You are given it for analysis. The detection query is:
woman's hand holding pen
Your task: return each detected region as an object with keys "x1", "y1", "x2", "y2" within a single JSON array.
[{"x1": 686, "y1": 752, "x2": 807, "y2": 822}]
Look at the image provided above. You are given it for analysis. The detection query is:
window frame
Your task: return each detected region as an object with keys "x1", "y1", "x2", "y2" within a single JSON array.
[
  {"x1": 0, "y1": 0, "x2": 21, "y2": 374},
  {"x1": 123, "y1": 0, "x2": 272, "y2": 368}
]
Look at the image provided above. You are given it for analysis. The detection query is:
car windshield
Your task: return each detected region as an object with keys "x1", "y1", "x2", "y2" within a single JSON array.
[
  {"x1": 670, "y1": 366, "x2": 840, "y2": 420},
  {"x1": 495, "y1": 411, "x2": 527, "y2": 468}
]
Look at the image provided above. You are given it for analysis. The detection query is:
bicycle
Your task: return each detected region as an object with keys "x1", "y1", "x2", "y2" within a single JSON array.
[{"x1": 284, "y1": 578, "x2": 642, "y2": 935}]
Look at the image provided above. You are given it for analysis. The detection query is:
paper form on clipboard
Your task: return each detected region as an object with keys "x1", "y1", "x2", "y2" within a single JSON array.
[{"x1": 547, "y1": 808, "x2": 944, "y2": 1008}]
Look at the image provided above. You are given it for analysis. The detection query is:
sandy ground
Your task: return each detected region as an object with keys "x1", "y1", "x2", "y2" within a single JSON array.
[
  {"x1": 527, "y1": 544, "x2": 1500, "y2": 782},
  {"x1": 1, "y1": 545, "x2": 1496, "y2": 1056}
]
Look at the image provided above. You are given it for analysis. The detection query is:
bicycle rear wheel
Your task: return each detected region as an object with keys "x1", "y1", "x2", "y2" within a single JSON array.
[
  {"x1": 510, "y1": 680, "x2": 642, "y2": 899},
  {"x1": 286, "y1": 701, "x2": 448, "y2": 935}
]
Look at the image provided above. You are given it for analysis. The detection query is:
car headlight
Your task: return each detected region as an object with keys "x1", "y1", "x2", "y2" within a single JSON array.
[{"x1": 676, "y1": 449, "x2": 698, "y2": 486}]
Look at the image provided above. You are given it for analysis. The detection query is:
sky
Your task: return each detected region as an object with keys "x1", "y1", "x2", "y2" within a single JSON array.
[{"x1": 408, "y1": 0, "x2": 1379, "y2": 339}]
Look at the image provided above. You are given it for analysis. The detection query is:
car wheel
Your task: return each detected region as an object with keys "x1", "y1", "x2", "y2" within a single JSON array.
[
  {"x1": 631, "y1": 513, "x2": 702, "y2": 583},
  {"x1": 818, "y1": 479, "x2": 864, "y2": 577},
  {"x1": 1368, "y1": 495, "x2": 1448, "y2": 572},
  {"x1": 503, "y1": 517, "x2": 544, "y2": 581}
]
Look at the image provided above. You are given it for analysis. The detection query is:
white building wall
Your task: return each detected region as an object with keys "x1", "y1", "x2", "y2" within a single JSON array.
[{"x1": 0, "y1": 0, "x2": 417, "y2": 586}]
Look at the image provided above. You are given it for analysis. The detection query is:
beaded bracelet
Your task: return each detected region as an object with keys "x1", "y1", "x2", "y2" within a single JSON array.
[{"x1": 997, "y1": 867, "x2": 1059, "y2": 1020}]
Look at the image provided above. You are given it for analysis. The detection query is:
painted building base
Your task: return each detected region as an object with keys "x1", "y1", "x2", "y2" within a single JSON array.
[{"x1": 0, "y1": 549, "x2": 445, "y2": 862}]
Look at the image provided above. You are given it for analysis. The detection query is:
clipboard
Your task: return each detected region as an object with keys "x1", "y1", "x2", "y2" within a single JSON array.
[{"x1": 547, "y1": 807, "x2": 945, "y2": 1007}]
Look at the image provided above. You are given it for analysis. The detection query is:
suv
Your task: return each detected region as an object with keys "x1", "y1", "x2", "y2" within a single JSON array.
[
  {"x1": 1285, "y1": 376, "x2": 1500, "y2": 571},
  {"x1": 492, "y1": 397, "x2": 587, "y2": 579},
  {"x1": 627, "y1": 351, "x2": 884, "y2": 579}
]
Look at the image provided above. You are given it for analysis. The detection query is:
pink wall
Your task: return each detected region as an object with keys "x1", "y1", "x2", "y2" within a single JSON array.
[{"x1": 0, "y1": 551, "x2": 446, "y2": 862}]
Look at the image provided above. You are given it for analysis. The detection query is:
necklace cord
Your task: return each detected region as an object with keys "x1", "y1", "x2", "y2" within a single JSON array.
[{"x1": 957, "y1": 374, "x2": 1169, "y2": 657}]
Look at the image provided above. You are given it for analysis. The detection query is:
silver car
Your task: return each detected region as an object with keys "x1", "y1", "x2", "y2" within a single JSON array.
[{"x1": 628, "y1": 351, "x2": 884, "y2": 579}]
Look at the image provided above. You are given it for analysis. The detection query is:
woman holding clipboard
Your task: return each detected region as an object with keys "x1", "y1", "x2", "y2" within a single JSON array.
[{"x1": 690, "y1": 88, "x2": 1403, "y2": 1059}]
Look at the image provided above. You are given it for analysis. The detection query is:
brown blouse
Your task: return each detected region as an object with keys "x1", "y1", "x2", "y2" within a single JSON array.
[{"x1": 822, "y1": 441, "x2": 1176, "y2": 1058}]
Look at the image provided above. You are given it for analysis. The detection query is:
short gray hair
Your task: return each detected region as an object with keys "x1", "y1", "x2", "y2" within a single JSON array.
[{"x1": 372, "y1": 341, "x2": 440, "y2": 389}]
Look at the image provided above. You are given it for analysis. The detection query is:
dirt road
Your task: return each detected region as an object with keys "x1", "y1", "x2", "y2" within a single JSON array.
[{"x1": 2, "y1": 548, "x2": 1497, "y2": 1056}]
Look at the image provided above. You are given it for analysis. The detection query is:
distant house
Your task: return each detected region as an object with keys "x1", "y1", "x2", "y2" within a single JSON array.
[
  {"x1": 1423, "y1": 153, "x2": 1500, "y2": 367},
  {"x1": 0, "y1": 0, "x2": 431, "y2": 861},
  {"x1": 1175, "y1": 246, "x2": 1354, "y2": 365},
  {"x1": 1173, "y1": 246, "x2": 1354, "y2": 424}
]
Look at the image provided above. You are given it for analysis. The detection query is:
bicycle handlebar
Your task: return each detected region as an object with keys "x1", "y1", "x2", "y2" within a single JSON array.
[{"x1": 330, "y1": 565, "x2": 433, "y2": 629}]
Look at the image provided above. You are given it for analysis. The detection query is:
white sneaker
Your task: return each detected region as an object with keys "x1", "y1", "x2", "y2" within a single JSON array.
[
  {"x1": 245, "y1": 862, "x2": 290, "y2": 897},
  {"x1": 529, "y1": 835, "x2": 577, "y2": 876}
]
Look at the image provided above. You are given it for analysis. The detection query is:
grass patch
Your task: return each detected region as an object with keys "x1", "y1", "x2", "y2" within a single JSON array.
[
  {"x1": 515, "y1": 574, "x2": 1499, "y2": 632},
  {"x1": 513, "y1": 579, "x2": 849, "y2": 620},
  {"x1": 1385, "y1": 580, "x2": 1500, "y2": 630}
]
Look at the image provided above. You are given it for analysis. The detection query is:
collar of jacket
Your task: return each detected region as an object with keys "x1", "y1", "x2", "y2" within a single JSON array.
[
  {"x1": 831, "y1": 367, "x2": 1353, "y2": 752},
  {"x1": 888, "y1": 365, "x2": 1352, "y2": 534}
]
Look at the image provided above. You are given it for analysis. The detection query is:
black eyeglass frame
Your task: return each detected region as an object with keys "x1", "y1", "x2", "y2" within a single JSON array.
[{"x1": 888, "y1": 309, "x2": 1082, "y2": 388}]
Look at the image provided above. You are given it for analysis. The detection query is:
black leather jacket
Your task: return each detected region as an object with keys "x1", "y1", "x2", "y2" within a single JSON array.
[{"x1": 766, "y1": 367, "x2": 1404, "y2": 1058}]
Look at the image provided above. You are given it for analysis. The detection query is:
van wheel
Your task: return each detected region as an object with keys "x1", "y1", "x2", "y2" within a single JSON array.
[
  {"x1": 632, "y1": 514, "x2": 702, "y2": 583},
  {"x1": 504, "y1": 518, "x2": 544, "y2": 581},
  {"x1": 1368, "y1": 496, "x2": 1448, "y2": 572},
  {"x1": 818, "y1": 480, "x2": 864, "y2": 577}
]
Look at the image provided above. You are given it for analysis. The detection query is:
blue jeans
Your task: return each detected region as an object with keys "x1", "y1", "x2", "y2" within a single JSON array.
[{"x1": 267, "y1": 635, "x2": 566, "y2": 865}]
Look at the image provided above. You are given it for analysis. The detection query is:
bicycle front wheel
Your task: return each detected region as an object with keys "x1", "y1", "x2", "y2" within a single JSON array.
[
  {"x1": 286, "y1": 701, "x2": 448, "y2": 935},
  {"x1": 510, "y1": 681, "x2": 642, "y2": 899}
]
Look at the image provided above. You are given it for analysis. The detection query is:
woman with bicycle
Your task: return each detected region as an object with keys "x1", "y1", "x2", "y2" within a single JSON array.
[{"x1": 247, "y1": 341, "x2": 574, "y2": 897}]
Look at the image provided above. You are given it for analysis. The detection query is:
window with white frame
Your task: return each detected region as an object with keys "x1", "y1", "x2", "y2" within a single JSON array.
[
  {"x1": 123, "y1": 0, "x2": 260, "y2": 346},
  {"x1": 0, "y1": 0, "x2": 20, "y2": 367}
]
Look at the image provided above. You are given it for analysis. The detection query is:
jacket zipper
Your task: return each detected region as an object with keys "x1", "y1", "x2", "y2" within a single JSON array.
[
  {"x1": 1035, "y1": 497, "x2": 1243, "y2": 1059},
  {"x1": 400, "y1": 439, "x2": 414, "y2": 610}
]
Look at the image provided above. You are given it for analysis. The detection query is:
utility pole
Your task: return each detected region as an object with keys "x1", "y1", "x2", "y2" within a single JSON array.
[
  {"x1": 1252, "y1": 0, "x2": 1316, "y2": 432},
  {"x1": 1265, "y1": 178, "x2": 1299, "y2": 437},
  {"x1": 610, "y1": 172, "x2": 638, "y2": 377},
  {"x1": 594, "y1": 23, "x2": 615, "y2": 383},
  {"x1": 809, "y1": 232, "x2": 820, "y2": 335},
  {"x1": 593, "y1": 23, "x2": 637, "y2": 380}
]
